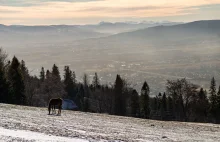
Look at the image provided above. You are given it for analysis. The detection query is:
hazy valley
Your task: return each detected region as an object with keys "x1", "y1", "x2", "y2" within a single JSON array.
[{"x1": 1, "y1": 20, "x2": 220, "y2": 95}]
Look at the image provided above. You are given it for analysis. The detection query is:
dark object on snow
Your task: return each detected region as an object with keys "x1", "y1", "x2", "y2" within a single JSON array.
[
  {"x1": 162, "y1": 136, "x2": 167, "y2": 139},
  {"x1": 48, "y1": 98, "x2": 63, "y2": 115}
]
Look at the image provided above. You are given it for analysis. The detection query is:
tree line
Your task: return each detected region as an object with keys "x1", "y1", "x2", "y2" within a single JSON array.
[{"x1": 0, "y1": 48, "x2": 220, "y2": 123}]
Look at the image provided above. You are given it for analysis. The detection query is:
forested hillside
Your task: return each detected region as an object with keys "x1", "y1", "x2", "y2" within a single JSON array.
[{"x1": 0, "y1": 48, "x2": 220, "y2": 124}]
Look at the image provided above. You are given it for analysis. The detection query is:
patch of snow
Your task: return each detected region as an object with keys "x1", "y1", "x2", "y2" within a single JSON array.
[
  {"x1": 0, "y1": 104, "x2": 220, "y2": 142},
  {"x1": 0, "y1": 127, "x2": 87, "y2": 142}
]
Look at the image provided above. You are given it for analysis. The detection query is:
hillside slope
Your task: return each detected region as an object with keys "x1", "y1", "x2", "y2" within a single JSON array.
[
  {"x1": 80, "y1": 20, "x2": 220, "y2": 49},
  {"x1": 0, "y1": 24, "x2": 108, "y2": 46},
  {"x1": 0, "y1": 104, "x2": 220, "y2": 142}
]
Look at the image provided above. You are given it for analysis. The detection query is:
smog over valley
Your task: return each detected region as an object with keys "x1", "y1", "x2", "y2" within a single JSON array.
[
  {"x1": 1, "y1": 20, "x2": 220, "y2": 94},
  {"x1": 1, "y1": 0, "x2": 220, "y2": 141}
]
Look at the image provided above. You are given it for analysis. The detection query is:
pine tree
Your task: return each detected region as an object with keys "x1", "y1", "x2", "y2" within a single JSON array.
[
  {"x1": 196, "y1": 88, "x2": 209, "y2": 121},
  {"x1": 209, "y1": 77, "x2": 217, "y2": 105},
  {"x1": 0, "y1": 66, "x2": 10, "y2": 103},
  {"x1": 209, "y1": 77, "x2": 217, "y2": 119},
  {"x1": 52, "y1": 64, "x2": 60, "y2": 80},
  {"x1": 0, "y1": 48, "x2": 10, "y2": 103},
  {"x1": 83, "y1": 73, "x2": 89, "y2": 87},
  {"x1": 20, "y1": 60, "x2": 28, "y2": 76},
  {"x1": 167, "y1": 96, "x2": 173, "y2": 114},
  {"x1": 75, "y1": 84, "x2": 88, "y2": 111},
  {"x1": 217, "y1": 86, "x2": 220, "y2": 106},
  {"x1": 8, "y1": 56, "x2": 26, "y2": 105},
  {"x1": 72, "y1": 71, "x2": 76, "y2": 84},
  {"x1": 83, "y1": 73, "x2": 90, "y2": 99},
  {"x1": 162, "y1": 92, "x2": 167, "y2": 112},
  {"x1": 114, "y1": 74, "x2": 125, "y2": 116},
  {"x1": 40, "y1": 67, "x2": 45, "y2": 82},
  {"x1": 216, "y1": 86, "x2": 220, "y2": 123},
  {"x1": 46, "y1": 70, "x2": 50, "y2": 79},
  {"x1": 140, "y1": 81, "x2": 150, "y2": 118},
  {"x1": 64, "y1": 66, "x2": 76, "y2": 100},
  {"x1": 92, "y1": 72, "x2": 100, "y2": 89},
  {"x1": 130, "y1": 89, "x2": 140, "y2": 117}
]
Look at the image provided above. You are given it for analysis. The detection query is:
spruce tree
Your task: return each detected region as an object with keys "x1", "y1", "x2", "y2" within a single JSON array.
[
  {"x1": 140, "y1": 81, "x2": 150, "y2": 118},
  {"x1": 209, "y1": 77, "x2": 217, "y2": 105},
  {"x1": 216, "y1": 86, "x2": 220, "y2": 122},
  {"x1": 83, "y1": 73, "x2": 89, "y2": 87},
  {"x1": 75, "y1": 84, "x2": 88, "y2": 111},
  {"x1": 196, "y1": 88, "x2": 209, "y2": 121},
  {"x1": 0, "y1": 48, "x2": 10, "y2": 103},
  {"x1": 162, "y1": 92, "x2": 167, "y2": 112},
  {"x1": 52, "y1": 64, "x2": 60, "y2": 80},
  {"x1": 217, "y1": 86, "x2": 220, "y2": 106},
  {"x1": 0, "y1": 66, "x2": 9, "y2": 103},
  {"x1": 114, "y1": 74, "x2": 125, "y2": 116},
  {"x1": 92, "y1": 72, "x2": 100, "y2": 89},
  {"x1": 130, "y1": 89, "x2": 140, "y2": 117},
  {"x1": 72, "y1": 71, "x2": 76, "y2": 84},
  {"x1": 209, "y1": 77, "x2": 217, "y2": 119},
  {"x1": 20, "y1": 60, "x2": 28, "y2": 77},
  {"x1": 40, "y1": 67, "x2": 45, "y2": 82},
  {"x1": 64, "y1": 66, "x2": 76, "y2": 100},
  {"x1": 167, "y1": 96, "x2": 173, "y2": 114},
  {"x1": 8, "y1": 56, "x2": 26, "y2": 105},
  {"x1": 46, "y1": 70, "x2": 50, "y2": 79}
]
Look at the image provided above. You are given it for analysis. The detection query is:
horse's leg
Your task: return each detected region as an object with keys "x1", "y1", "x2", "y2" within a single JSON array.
[
  {"x1": 48, "y1": 104, "x2": 51, "y2": 115},
  {"x1": 58, "y1": 104, "x2": 61, "y2": 115},
  {"x1": 53, "y1": 105, "x2": 56, "y2": 114},
  {"x1": 54, "y1": 105, "x2": 57, "y2": 114}
]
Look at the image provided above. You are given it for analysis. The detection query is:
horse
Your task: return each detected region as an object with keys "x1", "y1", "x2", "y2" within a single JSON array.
[{"x1": 48, "y1": 98, "x2": 63, "y2": 115}]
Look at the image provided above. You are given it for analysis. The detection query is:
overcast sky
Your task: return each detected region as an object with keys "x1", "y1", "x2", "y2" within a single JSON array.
[{"x1": 1, "y1": 0, "x2": 220, "y2": 25}]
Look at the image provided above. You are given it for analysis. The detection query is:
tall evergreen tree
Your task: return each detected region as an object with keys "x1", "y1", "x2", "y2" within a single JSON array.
[
  {"x1": 209, "y1": 77, "x2": 217, "y2": 119},
  {"x1": 83, "y1": 73, "x2": 89, "y2": 87},
  {"x1": 209, "y1": 77, "x2": 217, "y2": 105},
  {"x1": 167, "y1": 96, "x2": 173, "y2": 115},
  {"x1": 72, "y1": 71, "x2": 76, "y2": 84},
  {"x1": 0, "y1": 66, "x2": 9, "y2": 103},
  {"x1": 216, "y1": 86, "x2": 220, "y2": 123},
  {"x1": 196, "y1": 88, "x2": 209, "y2": 122},
  {"x1": 0, "y1": 48, "x2": 10, "y2": 103},
  {"x1": 140, "y1": 81, "x2": 150, "y2": 118},
  {"x1": 76, "y1": 84, "x2": 88, "y2": 111},
  {"x1": 20, "y1": 60, "x2": 28, "y2": 76},
  {"x1": 217, "y1": 86, "x2": 220, "y2": 106},
  {"x1": 46, "y1": 70, "x2": 50, "y2": 79},
  {"x1": 40, "y1": 67, "x2": 45, "y2": 82},
  {"x1": 114, "y1": 74, "x2": 125, "y2": 115},
  {"x1": 8, "y1": 56, "x2": 26, "y2": 105},
  {"x1": 129, "y1": 89, "x2": 140, "y2": 117},
  {"x1": 63, "y1": 66, "x2": 76, "y2": 100},
  {"x1": 162, "y1": 92, "x2": 167, "y2": 111},
  {"x1": 92, "y1": 72, "x2": 100, "y2": 89},
  {"x1": 52, "y1": 64, "x2": 60, "y2": 80}
]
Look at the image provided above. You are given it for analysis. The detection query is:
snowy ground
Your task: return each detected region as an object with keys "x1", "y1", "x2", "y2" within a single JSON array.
[{"x1": 0, "y1": 104, "x2": 220, "y2": 142}]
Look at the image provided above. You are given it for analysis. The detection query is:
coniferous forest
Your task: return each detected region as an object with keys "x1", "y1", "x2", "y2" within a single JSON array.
[{"x1": 0, "y1": 48, "x2": 220, "y2": 124}]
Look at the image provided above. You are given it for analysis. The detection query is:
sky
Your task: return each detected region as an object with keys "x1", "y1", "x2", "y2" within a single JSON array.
[{"x1": 0, "y1": 0, "x2": 220, "y2": 25}]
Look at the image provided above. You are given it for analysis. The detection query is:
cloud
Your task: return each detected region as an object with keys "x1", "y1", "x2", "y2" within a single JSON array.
[
  {"x1": 1, "y1": 0, "x2": 220, "y2": 25},
  {"x1": 0, "y1": 0, "x2": 101, "y2": 7}
]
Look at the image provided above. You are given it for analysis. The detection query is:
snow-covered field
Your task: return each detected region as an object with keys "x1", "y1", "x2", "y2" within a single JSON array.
[{"x1": 0, "y1": 104, "x2": 220, "y2": 142}]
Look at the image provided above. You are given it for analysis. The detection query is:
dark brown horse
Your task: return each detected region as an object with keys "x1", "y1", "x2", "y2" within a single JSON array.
[{"x1": 48, "y1": 98, "x2": 63, "y2": 115}]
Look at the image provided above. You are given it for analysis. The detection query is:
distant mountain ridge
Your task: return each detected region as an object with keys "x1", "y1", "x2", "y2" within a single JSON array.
[
  {"x1": 0, "y1": 21, "x2": 183, "y2": 34},
  {"x1": 74, "y1": 20, "x2": 220, "y2": 49},
  {"x1": 78, "y1": 21, "x2": 184, "y2": 34}
]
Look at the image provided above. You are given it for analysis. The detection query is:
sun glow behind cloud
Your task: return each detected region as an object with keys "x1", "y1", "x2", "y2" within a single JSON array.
[{"x1": 0, "y1": 0, "x2": 220, "y2": 25}]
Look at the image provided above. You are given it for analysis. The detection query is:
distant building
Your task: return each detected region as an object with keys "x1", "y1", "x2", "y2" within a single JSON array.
[{"x1": 62, "y1": 99, "x2": 78, "y2": 110}]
